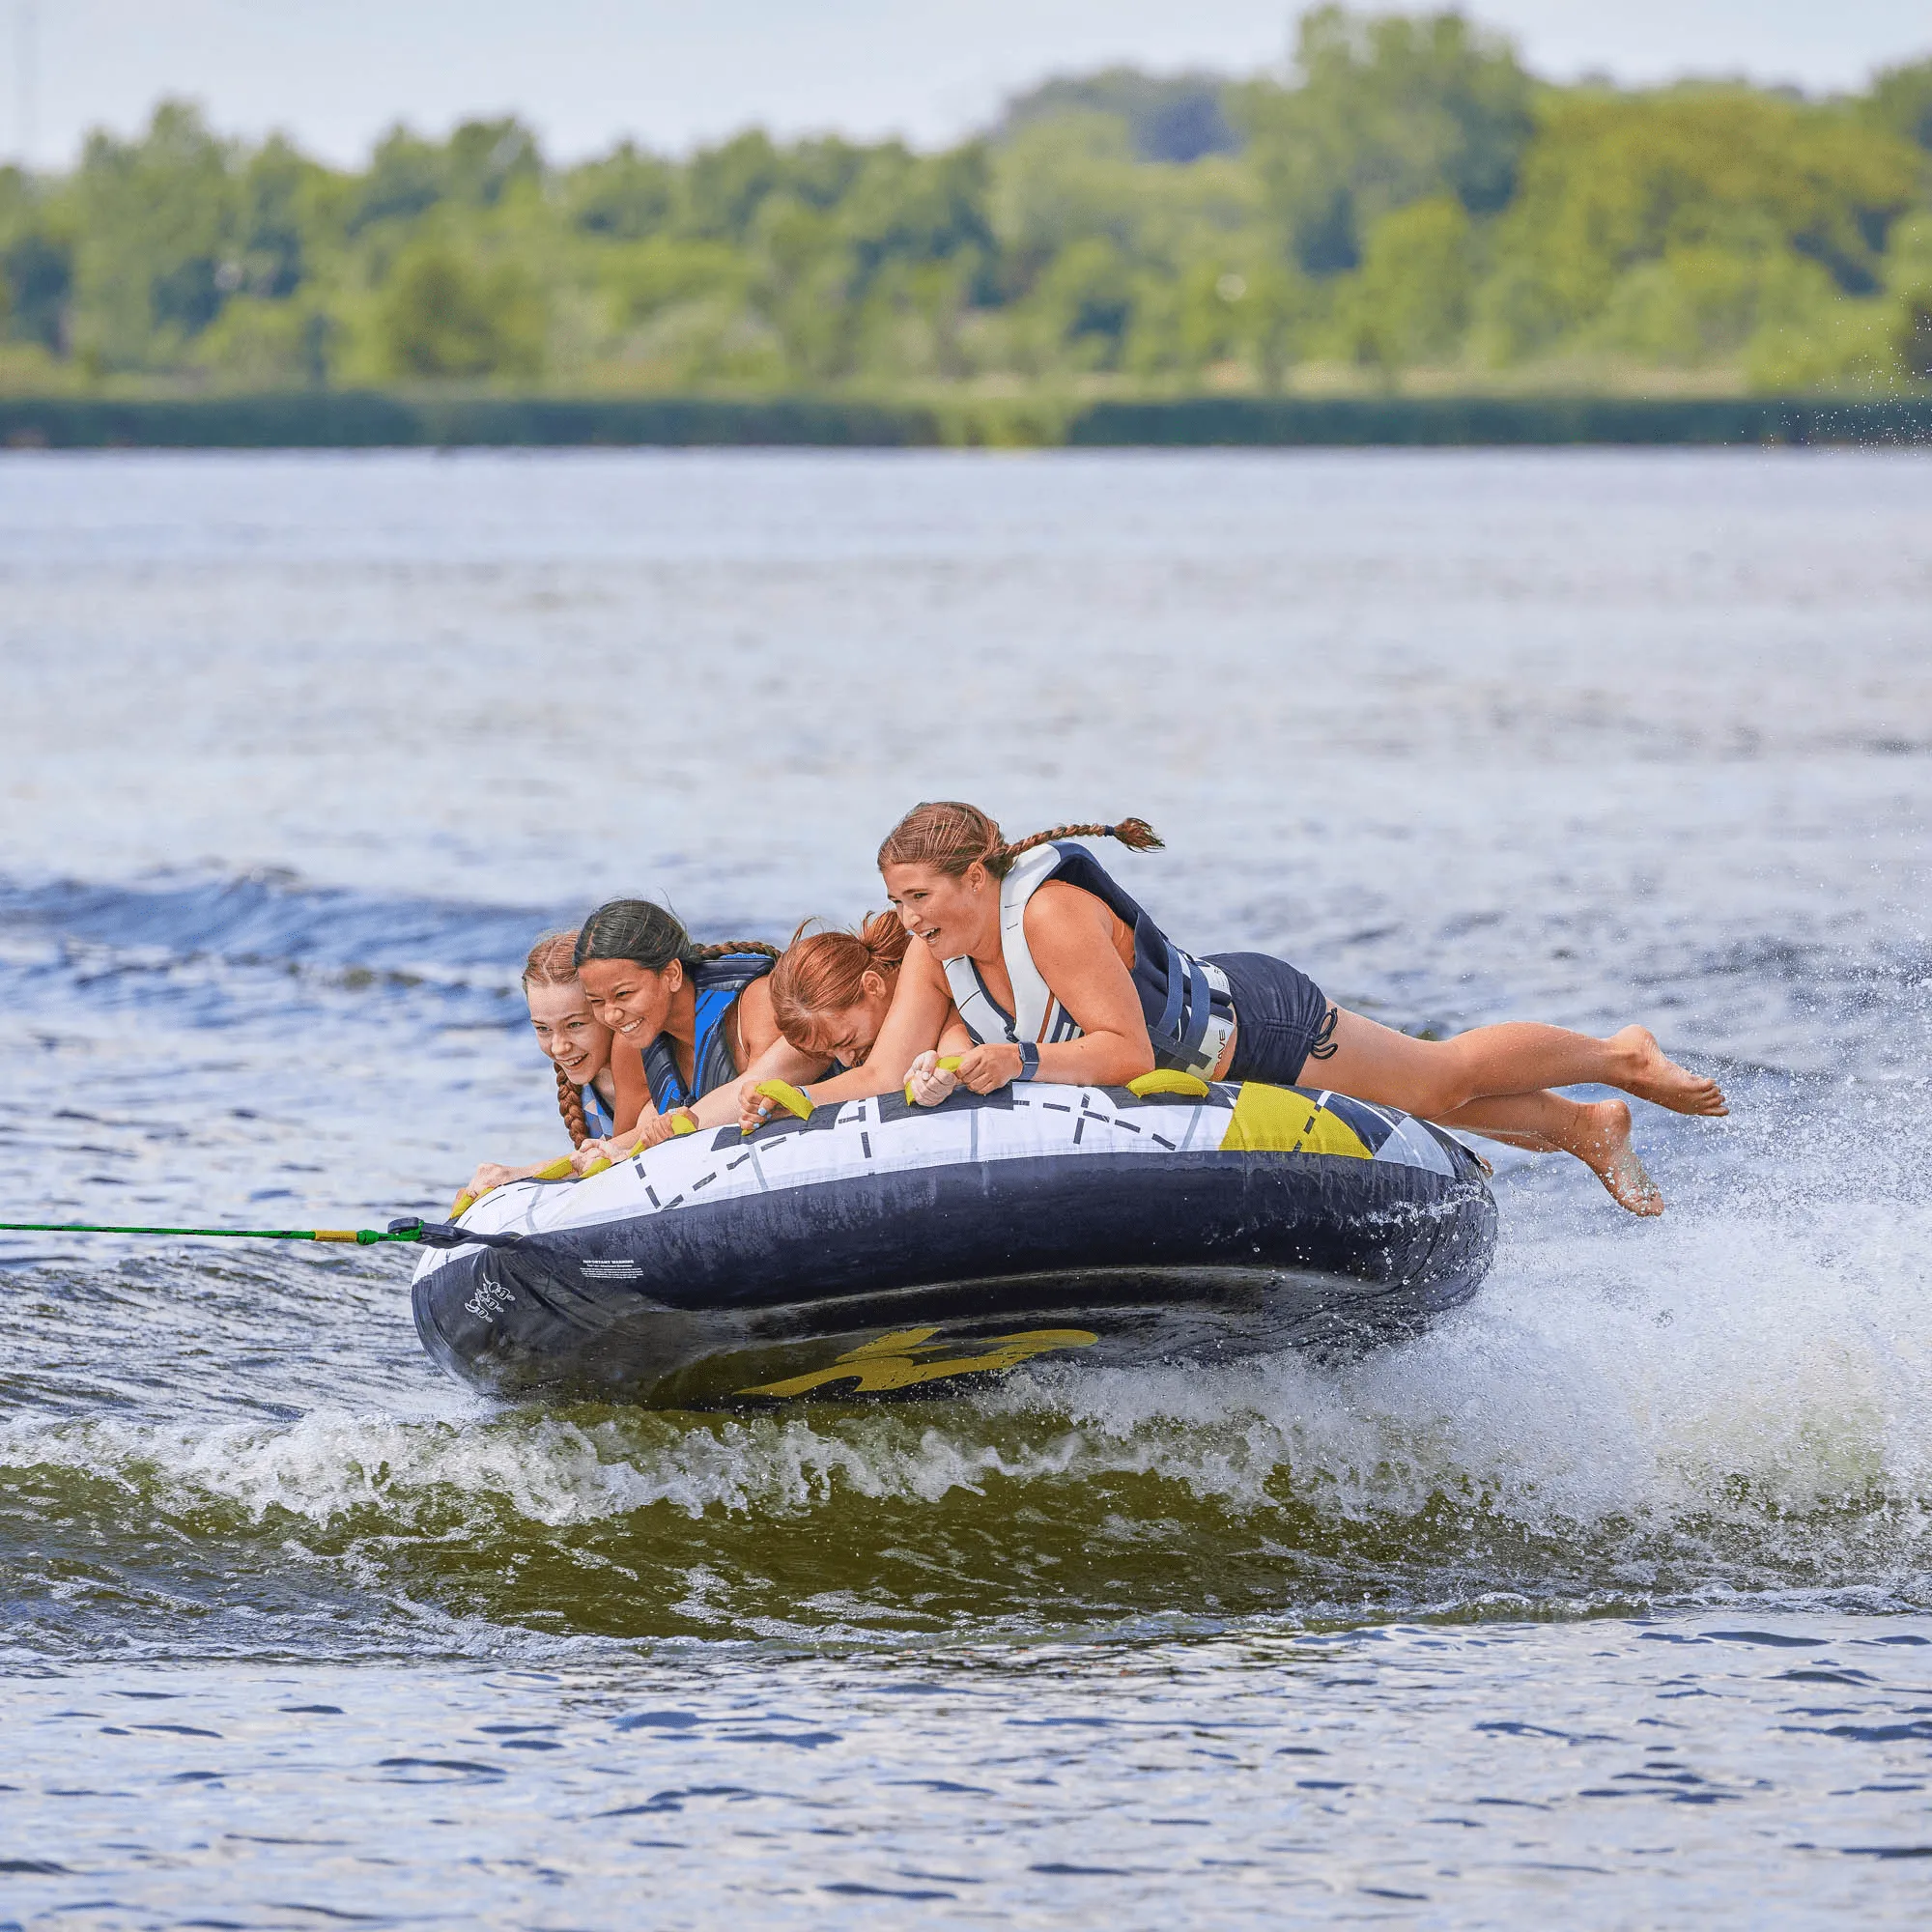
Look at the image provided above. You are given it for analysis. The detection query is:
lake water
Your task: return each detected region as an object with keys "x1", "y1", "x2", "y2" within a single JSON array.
[{"x1": 0, "y1": 447, "x2": 1929, "y2": 1926}]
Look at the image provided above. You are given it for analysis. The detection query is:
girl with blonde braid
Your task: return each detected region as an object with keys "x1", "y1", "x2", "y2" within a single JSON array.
[
  {"x1": 745, "y1": 802, "x2": 1728, "y2": 1216},
  {"x1": 464, "y1": 932, "x2": 620, "y2": 1199}
]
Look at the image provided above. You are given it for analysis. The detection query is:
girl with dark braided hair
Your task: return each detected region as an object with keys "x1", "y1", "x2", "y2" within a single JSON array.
[
  {"x1": 742, "y1": 801, "x2": 1728, "y2": 1216},
  {"x1": 464, "y1": 931, "x2": 620, "y2": 1200},
  {"x1": 567, "y1": 899, "x2": 788, "y2": 1161}
]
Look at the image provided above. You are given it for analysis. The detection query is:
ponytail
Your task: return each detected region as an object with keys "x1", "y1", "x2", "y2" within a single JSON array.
[
  {"x1": 876, "y1": 801, "x2": 1162, "y2": 880},
  {"x1": 770, "y1": 911, "x2": 911, "y2": 1049}
]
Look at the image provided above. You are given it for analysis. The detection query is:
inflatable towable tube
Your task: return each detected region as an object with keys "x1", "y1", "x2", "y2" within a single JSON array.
[{"x1": 412, "y1": 1075, "x2": 1497, "y2": 1409}]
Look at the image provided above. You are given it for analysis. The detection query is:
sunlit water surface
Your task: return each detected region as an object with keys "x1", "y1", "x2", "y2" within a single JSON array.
[{"x1": 0, "y1": 448, "x2": 1928, "y2": 1926}]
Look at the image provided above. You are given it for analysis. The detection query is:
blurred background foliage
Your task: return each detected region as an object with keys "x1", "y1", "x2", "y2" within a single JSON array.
[{"x1": 1, "y1": 5, "x2": 1927, "y2": 399}]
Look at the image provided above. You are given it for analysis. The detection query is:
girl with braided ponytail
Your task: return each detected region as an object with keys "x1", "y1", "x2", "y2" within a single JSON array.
[
  {"x1": 463, "y1": 931, "x2": 620, "y2": 1200},
  {"x1": 568, "y1": 899, "x2": 788, "y2": 1161},
  {"x1": 744, "y1": 801, "x2": 1729, "y2": 1216}
]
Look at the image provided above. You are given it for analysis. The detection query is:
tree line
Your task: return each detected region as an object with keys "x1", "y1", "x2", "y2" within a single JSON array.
[{"x1": 2, "y1": 6, "x2": 1928, "y2": 397}]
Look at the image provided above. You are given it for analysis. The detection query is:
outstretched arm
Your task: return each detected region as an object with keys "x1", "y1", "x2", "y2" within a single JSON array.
[
  {"x1": 607, "y1": 1040, "x2": 652, "y2": 1139},
  {"x1": 603, "y1": 1036, "x2": 831, "y2": 1155},
  {"x1": 779, "y1": 943, "x2": 956, "y2": 1112},
  {"x1": 688, "y1": 1037, "x2": 828, "y2": 1129}
]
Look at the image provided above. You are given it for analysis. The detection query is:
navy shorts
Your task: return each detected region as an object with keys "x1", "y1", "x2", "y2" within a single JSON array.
[{"x1": 1206, "y1": 952, "x2": 1335, "y2": 1088}]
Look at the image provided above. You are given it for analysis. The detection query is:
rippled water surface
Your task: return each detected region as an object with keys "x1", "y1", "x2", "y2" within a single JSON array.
[{"x1": 1, "y1": 448, "x2": 1929, "y2": 1925}]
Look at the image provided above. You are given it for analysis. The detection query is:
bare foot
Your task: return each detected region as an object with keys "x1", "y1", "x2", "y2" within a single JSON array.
[
  {"x1": 1609, "y1": 1026, "x2": 1728, "y2": 1117},
  {"x1": 1576, "y1": 1096, "x2": 1664, "y2": 1215}
]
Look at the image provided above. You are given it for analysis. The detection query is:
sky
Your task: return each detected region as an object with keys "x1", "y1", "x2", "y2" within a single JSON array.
[{"x1": 4, "y1": 0, "x2": 1929, "y2": 169}]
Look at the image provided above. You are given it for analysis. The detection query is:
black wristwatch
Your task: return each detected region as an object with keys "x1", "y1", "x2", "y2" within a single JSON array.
[{"x1": 1015, "y1": 1040, "x2": 1041, "y2": 1081}]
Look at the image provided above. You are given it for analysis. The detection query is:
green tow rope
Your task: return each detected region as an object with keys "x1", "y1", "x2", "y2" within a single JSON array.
[
  {"x1": 0, "y1": 1217, "x2": 516, "y2": 1251},
  {"x1": 0, "y1": 1221, "x2": 409, "y2": 1245}
]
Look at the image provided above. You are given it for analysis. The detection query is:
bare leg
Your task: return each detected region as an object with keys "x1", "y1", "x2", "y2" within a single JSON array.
[
  {"x1": 1434, "y1": 1092, "x2": 1662, "y2": 1216},
  {"x1": 1312, "y1": 1009, "x2": 1726, "y2": 1122}
]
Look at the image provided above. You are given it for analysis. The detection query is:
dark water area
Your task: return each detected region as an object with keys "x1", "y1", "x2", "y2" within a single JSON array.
[{"x1": 0, "y1": 449, "x2": 1929, "y2": 1925}]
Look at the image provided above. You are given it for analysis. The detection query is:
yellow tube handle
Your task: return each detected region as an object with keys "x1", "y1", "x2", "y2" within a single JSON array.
[
  {"x1": 588, "y1": 1110, "x2": 696, "y2": 1168},
  {"x1": 904, "y1": 1056, "x2": 965, "y2": 1105},
  {"x1": 454, "y1": 1145, "x2": 584, "y2": 1217},
  {"x1": 742, "y1": 1079, "x2": 814, "y2": 1136},
  {"x1": 1127, "y1": 1069, "x2": 1211, "y2": 1099}
]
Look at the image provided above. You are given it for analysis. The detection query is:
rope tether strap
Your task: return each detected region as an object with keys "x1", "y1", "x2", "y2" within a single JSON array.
[{"x1": 0, "y1": 1217, "x2": 519, "y2": 1252}]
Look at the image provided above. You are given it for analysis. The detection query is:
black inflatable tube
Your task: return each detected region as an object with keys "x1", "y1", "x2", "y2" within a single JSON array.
[{"x1": 412, "y1": 1138, "x2": 1496, "y2": 1409}]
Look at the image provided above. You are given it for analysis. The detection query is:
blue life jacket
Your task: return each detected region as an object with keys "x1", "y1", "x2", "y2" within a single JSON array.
[
  {"x1": 943, "y1": 843, "x2": 1235, "y2": 1080},
  {"x1": 580, "y1": 1081, "x2": 616, "y2": 1141},
  {"x1": 640, "y1": 953, "x2": 775, "y2": 1110}
]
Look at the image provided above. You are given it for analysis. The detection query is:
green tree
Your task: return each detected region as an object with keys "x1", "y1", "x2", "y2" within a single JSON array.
[
  {"x1": 1237, "y1": 6, "x2": 1533, "y2": 274},
  {"x1": 1000, "y1": 68, "x2": 1239, "y2": 163},
  {"x1": 603, "y1": 237, "x2": 753, "y2": 325},
  {"x1": 380, "y1": 243, "x2": 546, "y2": 378},
  {"x1": 838, "y1": 144, "x2": 993, "y2": 287},
  {"x1": 68, "y1": 101, "x2": 241, "y2": 366},
  {"x1": 352, "y1": 127, "x2": 445, "y2": 232},
  {"x1": 1478, "y1": 88, "x2": 1921, "y2": 361},
  {"x1": 991, "y1": 112, "x2": 1261, "y2": 284},
  {"x1": 565, "y1": 143, "x2": 677, "y2": 240},
  {"x1": 773, "y1": 136, "x2": 873, "y2": 213},
  {"x1": 1, "y1": 228, "x2": 73, "y2": 351},
  {"x1": 191, "y1": 296, "x2": 334, "y2": 385},
  {"x1": 235, "y1": 136, "x2": 341, "y2": 300},
  {"x1": 8, "y1": 36, "x2": 1931, "y2": 399},
  {"x1": 1337, "y1": 193, "x2": 1474, "y2": 364},
  {"x1": 1022, "y1": 237, "x2": 1140, "y2": 370},
  {"x1": 443, "y1": 118, "x2": 543, "y2": 206},
  {"x1": 1898, "y1": 294, "x2": 1932, "y2": 379},
  {"x1": 682, "y1": 130, "x2": 785, "y2": 242},
  {"x1": 1886, "y1": 213, "x2": 1932, "y2": 382},
  {"x1": 1863, "y1": 57, "x2": 1932, "y2": 153},
  {"x1": 992, "y1": 111, "x2": 1161, "y2": 274}
]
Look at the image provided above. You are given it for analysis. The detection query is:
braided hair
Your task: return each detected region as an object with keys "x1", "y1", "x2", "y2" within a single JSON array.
[
  {"x1": 876, "y1": 802, "x2": 1163, "y2": 881},
  {"x1": 553, "y1": 1061, "x2": 590, "y2": 1147},
  {"x1": 573, "y1": 899, "x2": 781, "y2": 972},
  {"x1": 523, "y1": 930, "x2": 597, "y2": 1148}
]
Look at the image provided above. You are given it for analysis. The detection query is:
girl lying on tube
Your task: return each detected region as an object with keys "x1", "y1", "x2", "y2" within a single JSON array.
[{"x1": 738, "y1": 802, "x2": 1728, "y2": 1215}]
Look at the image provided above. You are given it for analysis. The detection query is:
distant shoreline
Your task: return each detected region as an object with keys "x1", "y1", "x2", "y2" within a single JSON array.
[{"x1": 4, "y1": 392, "x2": 1931, "y2": 450}]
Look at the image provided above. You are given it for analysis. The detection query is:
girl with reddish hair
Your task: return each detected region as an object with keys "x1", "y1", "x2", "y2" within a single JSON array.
[
  {"x1": 745, "y1": 801, "x2": 1729, "y2": 1215},
  {"x1": 764, "y1": 909, "x2": 977, "y2": 1070}
]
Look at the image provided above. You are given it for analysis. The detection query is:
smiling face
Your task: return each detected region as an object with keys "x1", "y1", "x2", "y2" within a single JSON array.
[
  {"x1": 794, "y1": 968, "x2": 895, "y2": 1066},
  {"x1": 525, "y1": 980, "x2": 613, "y2": 1086},
  {"x1": 882, "y1": 860, "x2": 999, "y2": 960},
  {"x1": 577, "y1": 954, "x2": 683, "y2": 1045}
]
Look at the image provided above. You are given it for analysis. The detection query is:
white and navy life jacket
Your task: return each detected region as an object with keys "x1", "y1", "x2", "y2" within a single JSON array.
[
  {"x1": 640, "y1": 952, "x2": 775, "y2": 1111},
  {"x1": 942, "y1": 843, "x2": 1235, "y2": 1080}
]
